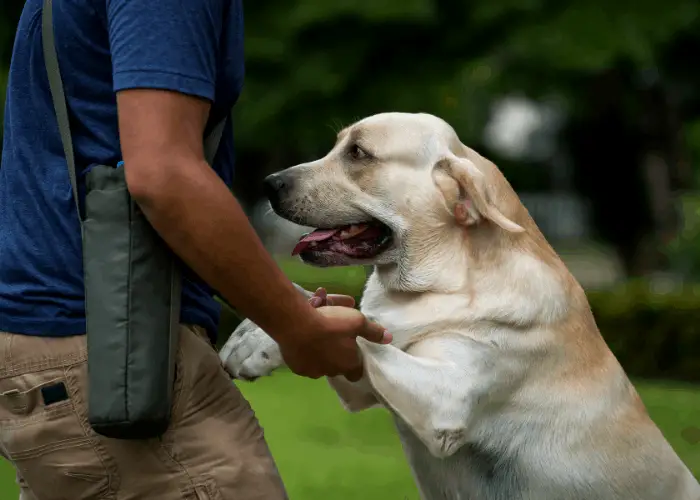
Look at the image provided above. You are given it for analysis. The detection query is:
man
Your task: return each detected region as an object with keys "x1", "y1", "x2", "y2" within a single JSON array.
[{"x1": 0, "y1": 0, "x2": 389, "y2": 498}]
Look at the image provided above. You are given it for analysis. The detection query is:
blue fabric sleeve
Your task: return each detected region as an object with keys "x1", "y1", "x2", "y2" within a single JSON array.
[{"x1": 106, "y1": 0, "x2": 226, "y2": 101}]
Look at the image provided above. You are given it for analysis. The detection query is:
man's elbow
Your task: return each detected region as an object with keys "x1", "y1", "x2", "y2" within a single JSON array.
[{"x1": 123, "y1": 157, "x2": 183, "y2": 208}]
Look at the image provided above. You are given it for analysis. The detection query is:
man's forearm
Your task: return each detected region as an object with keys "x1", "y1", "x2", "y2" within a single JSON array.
[{"x1": 128, "y1": 158, "x2": 319, "y2": 341}]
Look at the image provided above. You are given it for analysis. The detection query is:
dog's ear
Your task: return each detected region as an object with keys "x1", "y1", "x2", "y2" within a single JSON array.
[{"x1": 434, "y1": 155, "x2": 524, "y2": 233}]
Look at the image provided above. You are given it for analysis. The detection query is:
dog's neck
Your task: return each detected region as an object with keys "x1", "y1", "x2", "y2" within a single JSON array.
[
  {"x1": 373, "y1": 225, "x2": 471, "y2": 293},
  {"x1": 363, "y1": 228, "x2": 573, "y2": 347}
]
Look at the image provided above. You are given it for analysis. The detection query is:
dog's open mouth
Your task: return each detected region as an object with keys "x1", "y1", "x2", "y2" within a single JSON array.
[{"x1": 291, "y1": 221, "x2": 393, "y2": 259}]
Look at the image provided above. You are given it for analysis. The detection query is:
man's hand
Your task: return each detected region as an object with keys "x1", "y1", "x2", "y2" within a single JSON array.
[
  {"x1": 279, "y1": 288, "x2": 391, "y2": 382},
  {"x1": 220, "y1": 287, "x2": 390, "y2": 382},
  {"x1": 307, "y1": 287, "x2": 355, "y2": 308}
]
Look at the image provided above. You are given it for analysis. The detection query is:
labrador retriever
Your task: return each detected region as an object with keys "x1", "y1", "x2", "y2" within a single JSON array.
[{"x1": 220, "y1": 112, "x2": 700, "y2": 500}]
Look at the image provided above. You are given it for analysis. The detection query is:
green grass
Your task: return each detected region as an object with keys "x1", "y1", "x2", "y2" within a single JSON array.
[
  {"x1": 239, "y1": 370, "x2": 418, "y2": 499},
  {"x1": 1, "y1": 375, "x2": 698, "y2": 498},
  {"x1": 279, "y1": 257, "x2": 369, "y2": 295}
]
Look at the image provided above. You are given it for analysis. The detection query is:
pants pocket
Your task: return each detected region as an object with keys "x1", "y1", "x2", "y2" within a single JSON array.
[
  {"x1": 0, "y1": 365, "x2": 115, "y2": 500},
  {"x1": 183, "y1": 479, "x2": 224, "y2": 500}
]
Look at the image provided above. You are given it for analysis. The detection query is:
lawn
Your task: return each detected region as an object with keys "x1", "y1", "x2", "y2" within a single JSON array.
[{"x1": 0, "y1": 373, "x2": 698, "y2": 498}]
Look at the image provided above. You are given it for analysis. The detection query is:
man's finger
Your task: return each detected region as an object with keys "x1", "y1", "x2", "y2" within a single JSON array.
[
  {"x1": 358, "y1": 321, "x2": 392, "y2": 344},
  {"x1": 305, "y1": 370, "x2": 323, "y2": 380},
  {"x1": 309, "y1": 288, "x2": 328, "y2": 308},
  {"x1": 326, "y1": 294, "x2": 355, "y2": 308},
  {"x1": 343, "y1": 366, "x2": 364, "y2": 383}
]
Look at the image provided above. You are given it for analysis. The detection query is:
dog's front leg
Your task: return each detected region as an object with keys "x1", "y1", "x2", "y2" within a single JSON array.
[
  {"x1": 219, "y1": 283, "x2": 314, "y2": 379},
  {"x1": 219, "y1": 318, "x2": 286, "y2": 380},
  {"x1": 357, "y1": 334, "x2": 507, "y2": 459}
]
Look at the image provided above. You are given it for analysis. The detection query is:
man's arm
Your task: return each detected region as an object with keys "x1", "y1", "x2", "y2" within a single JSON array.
[
  {"x1": 117, "y1": 89, "x2": 320, "y2": 343},
  {"x1": 107, "y1": 0, "x2": 316, "y2": 341},
  {"x1": 107, "y1": 0, "x2": 388, "y2": 381}
]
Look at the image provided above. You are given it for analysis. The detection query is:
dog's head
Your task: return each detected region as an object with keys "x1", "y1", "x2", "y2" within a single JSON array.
[{"x1": 265, "y1": 112, "x2": 532, "y2": 291}]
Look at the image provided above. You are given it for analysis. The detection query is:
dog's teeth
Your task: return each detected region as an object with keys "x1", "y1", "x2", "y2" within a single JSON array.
[{"x1": 340, "y1": 224, "x2": 366, "y2": 240}]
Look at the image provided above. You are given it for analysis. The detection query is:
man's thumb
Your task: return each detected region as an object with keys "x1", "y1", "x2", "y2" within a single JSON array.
[{"x1": 359, "y1": 321, "x2": 392, "y2": 344}]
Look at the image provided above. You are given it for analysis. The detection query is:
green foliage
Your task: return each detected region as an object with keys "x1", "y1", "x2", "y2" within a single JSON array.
[
  {"x1": 589, "y1": 281, "x2": 700, "y2": 382},
  {"x1": 219, "y1": 261, "x2": 700, "y2": 383},
  {"x1": 665, "y1": 193, "x2": 700, "y2": 279},
  {"x1": 236, "y1": 0, "x2": 526, "y2": 158},
  {"x1": 235, "y1": 0, "x2": 700, "y2": 162},
  {"x1": 499, "y1": 0, "x2": 700, "y2": 73}
]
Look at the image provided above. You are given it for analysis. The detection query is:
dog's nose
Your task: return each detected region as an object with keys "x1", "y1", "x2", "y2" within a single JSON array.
[
  {"x1": 263, "y1": 173, "x2": 292, "y2": 206},
  {"x1": 264, "y1": 173, "x2": 287, "y2": 193}
]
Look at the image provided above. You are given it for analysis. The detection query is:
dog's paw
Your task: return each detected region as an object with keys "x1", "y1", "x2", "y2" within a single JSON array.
[{"x1": 218, "y1": 318, "x2": 284, "y2": 381}]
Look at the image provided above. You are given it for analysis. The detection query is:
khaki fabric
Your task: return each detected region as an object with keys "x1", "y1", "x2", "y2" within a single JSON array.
[{"x1": 0, "y1": 326, "x2": 288, "y2": 500}]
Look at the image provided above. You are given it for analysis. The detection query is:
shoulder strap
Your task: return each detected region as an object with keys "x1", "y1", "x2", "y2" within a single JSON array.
[
  {"x1": 41, "y1": 0, "x2": 227, "y2": 219},
  {"x1": 42, "y1": 0, "x2": 79, "y2": 217}
]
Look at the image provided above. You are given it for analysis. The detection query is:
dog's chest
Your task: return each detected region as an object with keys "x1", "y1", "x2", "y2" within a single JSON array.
[{"x1": 360, "y1": 286, "x2": 469, "y2": 348}]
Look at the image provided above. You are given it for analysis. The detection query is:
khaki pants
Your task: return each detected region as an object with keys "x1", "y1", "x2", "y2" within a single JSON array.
[{"x1": 0, "y1": 325, "x2": 288, "y2": 500}]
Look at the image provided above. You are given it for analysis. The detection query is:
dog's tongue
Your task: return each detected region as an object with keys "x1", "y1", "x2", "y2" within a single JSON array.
[
  {"x1": 291, "y1": 229, "x2": 340, "y2": 256},
  {"x1": 291, "y1": 224, "x2": 370, "y2": 256}
]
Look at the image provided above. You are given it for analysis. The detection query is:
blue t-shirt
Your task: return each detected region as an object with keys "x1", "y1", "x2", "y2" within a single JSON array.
[{"x1": 0, "y1": 0, "x2": 244, "y2": 340}]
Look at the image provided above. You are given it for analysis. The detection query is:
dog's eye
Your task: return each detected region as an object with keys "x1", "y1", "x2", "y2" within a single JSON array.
[{"x1": 348, "y1": 144, "x2": 368, "y2": 161}]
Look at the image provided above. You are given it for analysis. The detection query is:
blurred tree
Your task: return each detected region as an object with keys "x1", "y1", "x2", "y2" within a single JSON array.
[
  {"x1": 236, "y1": 0, "x2": 700, "y2": 277},
  {"x1": 232, "y1": 0, "x2": 571, "y2": 209},
  {"x1": 486, "y1": 0, "x2": 700, "y2": 275},
  {"x1": 1, "y1": 0, "x2": 699, "y2": 276}
]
